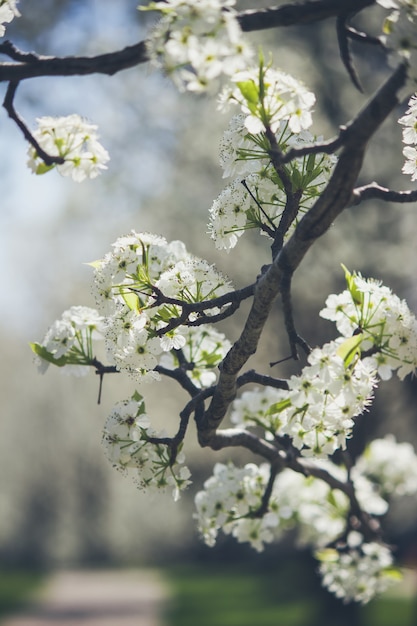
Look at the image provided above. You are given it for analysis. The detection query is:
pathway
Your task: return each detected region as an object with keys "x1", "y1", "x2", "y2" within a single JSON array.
[{"x1": 1, "y1": 569, "x2": 170, "y2": 626}]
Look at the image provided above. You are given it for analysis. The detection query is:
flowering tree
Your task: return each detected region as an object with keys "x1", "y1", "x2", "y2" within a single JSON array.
[{"x1": 3, "y1": 0, "x2": 417, "y2": 604}]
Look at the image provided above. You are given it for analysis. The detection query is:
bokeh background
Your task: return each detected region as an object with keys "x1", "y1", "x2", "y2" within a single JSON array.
[{"x1": 1, "y1": 1, "x2": 417, "y2": 623}]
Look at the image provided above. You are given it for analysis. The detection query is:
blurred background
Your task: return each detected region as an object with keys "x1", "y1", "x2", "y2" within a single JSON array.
[{"x1": 1, "y1": 1, "x2": 417, "y2": 624}]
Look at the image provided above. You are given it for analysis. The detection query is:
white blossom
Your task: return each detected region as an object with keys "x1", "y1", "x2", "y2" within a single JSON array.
[
  {"x1": 102, "y1": 396, "x2": 191, "y2": 500},
  {"x1": 320, "y1": 269, "x2": 417, "y2": 380},
  {"x1": 353, "y1": 435, "x2": 417, "y2": 497},
  {"x1": 0, "y1": 0, "x2": 20, "y2": 37},
  {"x1": 231, "y1": 340, "x2": 376, "y2": 458},
  {"x1": 209, "y1": 121, "x2": 336, "y2": 251},
  {"x1": 144, "y1": 0, "x2": 253, "y2": 92},
  {"x1": 218, "y1": 65, "x2": 315, "y2": 134},
  {"x1": 27, "y1": 114, "x2": 110, "y2": 182},
  {"x1": 159, "y1": 325, "x2": 231, "y2": 387},
  {"x1": 317, "y1": 536, "x2": 401, "y2": 604},
  {"x1": 31, "y1": 306, "x2": 105, "y2": 375},
  {"x1": 91, "y1": 231, "x2": 233, "y2": 381}
]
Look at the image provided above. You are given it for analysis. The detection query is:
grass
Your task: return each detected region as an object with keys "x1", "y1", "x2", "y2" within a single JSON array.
[
  {"x1": 164, "y1": 559, "x2": 417, "y2": 626},
  {"x1": 0, "y1": 570, "x2": 44, "y2": 618}
]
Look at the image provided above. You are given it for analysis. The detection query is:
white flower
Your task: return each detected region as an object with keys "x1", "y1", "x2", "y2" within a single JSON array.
[
  {"x1": 159, "y1": 325, "x2": 231, "y2": 387},
  {"x1": 32, "y1": 306, "x2": 105, "y2": 375},
  {"x1": 102, "y1": 395, "x2": 191, "y2": 499},
  {"x1": 320, "y1": 270, "x2": 417, "y2": 380},
  {"x1": 353, "y1": 435, "x2": 417, "y2": 497},
  {"x1": 316, "y1": 539, "x2": 400, "y2": 604},
  {"x1": 144, "y1": 0, "x2": 253, "y2": 92},
  {"x1": 194, "y1": 462, "x2": 279, "y2": 551},
  {"x1": 398, "y1": 93, "x2": 417, "y2": 144},
  {"x1": 219, "y1": 65, "x2": 315, "y2": 134},
  {"x1": 209, "y1": 120, "x2": 336, "y2": 251},
  {"x1": 27, "y1": 114, "x2": 110, "y2": 182},
  {"x1": 0, "y1": 0, "x2": 20, "y2": 37},
  {"x1": 402, "y1": 144, "x2": 417, "y2": 180}
]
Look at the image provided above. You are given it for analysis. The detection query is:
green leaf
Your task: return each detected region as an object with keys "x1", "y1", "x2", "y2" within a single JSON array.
[
  {"x1": 29, "y1": 343, "x2": 68, "y2": 367},
  {"x1": 85, "y1": 259, "x2": 102, "y2": 269},
  {"x1": 306, "y1": 153, "x2": 316, "y2": 173},
  {"x1": 266, "y1": 398, "x2": 292, "y2": 415},
  {"x1": 315, "y1": 548, "x2": 339, "y2": 563},
  {"x1": 122, "y1": 290, "x2": 140, "y2": 312},
  {"x1": 35, "y1": 162, "x2": 55, "y2": 175},
  {"x1": 235, "y1": 80, "x2": 259, "y2": 114},
  {"x1": 336, "y1": 334, "x2": 363, "y2": 367},
  {"x1": 383, "y1": 567, "x2": 403, "y2": 581},
  {"x1": 341, "y1": 264, "x2": 362, "y2": 305},
  {"x1": 132, "y1": 391, "x2": 146, "y2": 415}
]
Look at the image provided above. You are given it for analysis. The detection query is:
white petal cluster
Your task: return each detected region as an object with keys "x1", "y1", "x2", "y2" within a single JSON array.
[
  {"x1": 159, "y1": 325, "x2": 231, "y2": 387},
  {"x1": 399, "y1": 93, "x2": 417, "y2": 180},
  {"x1": 194, "y1": 462, "x2": 280, "y2": 551},
  {"x1": 379, "y1": 1, "x2": 417, "y2": 82},
  {"x1": 32, "y1": 306, "x2": 105, "y2": 375},
  {"x1": 0, "y1": 0, "x2": 20, "y2": 37},
  {"x1": 195, "y1": 462, "x2": 356, "y2": 552},
  {"x1": 353, "y1": 435, "x2": 417, "y2": 497},
  {"x1": 102, "y1": 396, "x2": 191, "y2": 501},
  {"x1": 320, "y1": 270, "x2": 417, "y2": 380},
  {"x1": 92, "y1": 231, "x2": 232, "y2": 383},
  {"x1": 27, "y1": 114, "x2": 110, "y2": 182},
  {"x1": 231, "y1": 340, "x2": 376, "y2": 458},
  {"x1": 317, "y1": 535, "x2": 400, "y2": 604},
  {"x1": 144, "y1": 0, "x2": 253, "y2": 92},
  {"x1": 219, "y1": 65, "x2": 315, "y2": 134},
  {"x1": 209, "y1": 118, "x2": 336, "y2": 251}
]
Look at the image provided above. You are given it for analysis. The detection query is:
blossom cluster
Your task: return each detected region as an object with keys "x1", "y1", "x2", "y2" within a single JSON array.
[
  {"x1": 378, "y1": 0, "x2": 417, "y2": 81},
  {"x1": 31, "y1": 306, "x2": 105, "y2": 376},
  {"x1": 354, "y1": 435, "x2": 417, "y2": 498},
  {"x1": 231, "y1": 339, "x2": 377, "y2": 458},
  {"x1": 91, "y1": 231, "x2": 231, "y2": 384},
  {"x1": 218, "y1": 64, "x2": 316, "y2": 135},
  {"x1": 320, "y1": 267, "x2": 417, "y2": 380},
  {"x1": 231, "y1": 269, "x2": 417, "y2": 458},
  {"x1": 398, "y1": 93, "x2": 417, "y2": 181},
  {"x1": 27, "y1": 114, "x2": 110, "y2": 182},
  {"x1": 209, "y1": 115, "x2": 336, "y2": 250},
  {"x1": 195, "y1": 447, "x2": 415, "y2": 602},
  {"x1": 316, "y1": 534, "x2": 400, "y2": 604},
  {"x1": 143, "y1": 0, "x2": 253, "y2": 92},
  {"x1": 194, "y1": 446, "x2": 416, "y2": 552},
  {"x1": 0, "y1": 0, "x2": 19, "y2": 36},
  {"x1": 102, "y1": 394, "x2": 191, "y2": 500}
]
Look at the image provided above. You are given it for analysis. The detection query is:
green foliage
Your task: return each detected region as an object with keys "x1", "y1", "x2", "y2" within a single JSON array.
[
  {"x1": 164, "y1": 562, "x2": 416, "y2": 626},
  {"x1": 0, "y1": 570, "x2": 44, "y2": 617}
]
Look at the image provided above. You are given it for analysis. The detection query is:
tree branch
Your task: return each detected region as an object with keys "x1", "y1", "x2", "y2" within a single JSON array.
[
  {"x1": 0, "y1": 40, "x2": 149, "y2": 82},
  {"x1": 3, "y1": 81, "x2": 65, "y2": 165},
  {"x1": 0, "y1": 2, "x2": 377, "y2": 84},
  {"x1": 237, "y1": 0, "x2": 375, "y2": 32},
  {"x1": 198, "y1": 63, "x2": 408, "y2": 445},
  {"x1": 351, "y1": 181, "x2": 417, "y2": 205},
  {"x1": 337, "y1": 14, "x2": 363, "y2": 92}
]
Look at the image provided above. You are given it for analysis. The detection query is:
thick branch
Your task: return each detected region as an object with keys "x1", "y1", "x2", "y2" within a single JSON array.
[
  {"x1": 237, "y1": 0, "x2": 375, "y2": 31},
  {"x1": 0, "y1": 40, "x2": 149, "y2": 82},
  {"x1": 198, "y1": 63, "x2": 408, "y2": 444}
]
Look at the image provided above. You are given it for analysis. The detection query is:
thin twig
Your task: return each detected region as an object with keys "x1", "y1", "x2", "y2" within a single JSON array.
[
  {"x1": 337, "y1": 14, "x2": 363, "y2": 92},
  {"x1": 237, "y1": 369, "x2": 289, "y2": 390},
  {"x1": 3, "y1": 81, "x2": 65, "y2": 165},
  {"x1": 280, "y1": 269, "x2": 312, "y2": 360},
  {"x1": 351, "y1": 182, "x2": 417, "y2": 205}
]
